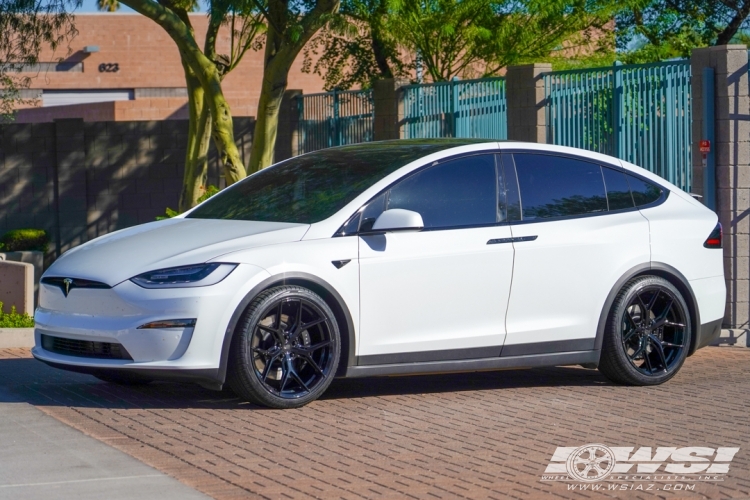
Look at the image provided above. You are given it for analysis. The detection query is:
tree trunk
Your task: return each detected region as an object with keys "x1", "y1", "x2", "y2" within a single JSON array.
[
  {"x1": 179, "y1": 60, "x2": 212, "y2": 212},
  {"x1": 118, "y1": 0, "x2": 247, "y2": 187},
  {"x1": 200, "y1": 62, "x2": 246, "y2": 185},
  {"x1": 248, "y1": 31, "x2": 296, "y2": 173},
  {"x1": 370, "y1": 0, "x2": 394, "y2": 79}
]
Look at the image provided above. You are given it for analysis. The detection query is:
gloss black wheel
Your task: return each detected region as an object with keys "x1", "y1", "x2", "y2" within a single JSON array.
[
  {"x1": 599, "y1": 276, "x2": 691, "y2": 386},
  {"x1": 227, "y1": 286, "x2": 341, "y2": 408}
]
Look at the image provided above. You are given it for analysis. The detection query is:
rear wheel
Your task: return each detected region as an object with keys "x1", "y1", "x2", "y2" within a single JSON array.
[
  {"x1": 599, "y1": 276, "x2": 691, "y2": 386},
  {"x1": 227, "y1": 286, "x2": 341, "y2": 409}
]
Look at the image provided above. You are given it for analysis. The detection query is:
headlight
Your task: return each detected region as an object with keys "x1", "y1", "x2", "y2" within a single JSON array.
[{"x1": 130, "y1": 263, "x2": 237, "y2": 289}]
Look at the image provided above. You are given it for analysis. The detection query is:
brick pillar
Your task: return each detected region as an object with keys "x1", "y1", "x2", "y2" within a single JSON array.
[
  {"x1": 373, "y1": 79, "x2": 409, "y2": 141},
  {"x1": 692, "y1": 45, "x2": 750, "y2": 329},
  {"x1": 505, "y1": 63, "x2": 551, "y2": 143},
  {"x1": 275, "y1": 89, "x2": 302, "y2": 162},
  {"x1": 53, "y1": 118, "x2": 88, "y2": 256}
]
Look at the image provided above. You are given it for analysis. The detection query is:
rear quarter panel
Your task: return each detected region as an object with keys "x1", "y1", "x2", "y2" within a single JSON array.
[
  {"x1": 635, "y1": 182, "x2": 726, "y2": 325},
  {"x1": 640, "y1": 189, "x2": 722, "y2": 281}
]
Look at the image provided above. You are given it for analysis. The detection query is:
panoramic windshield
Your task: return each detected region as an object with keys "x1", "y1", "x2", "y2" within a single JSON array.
[{"x1": 188, "y1": 140, "x2": 485, "y2": 224}]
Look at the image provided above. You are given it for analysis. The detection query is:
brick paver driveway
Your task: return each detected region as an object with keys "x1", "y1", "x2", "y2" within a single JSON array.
[{"x1": 1, "y1": 347, "x2": 748, "y2": 499}]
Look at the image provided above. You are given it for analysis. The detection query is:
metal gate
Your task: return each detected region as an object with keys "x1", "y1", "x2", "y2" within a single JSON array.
[
  {"x1": 544, "y1": 61, "x2": 692, "y2": 192},
  {"x1": 297, "y1": 89, "x2": 374, "y2": 154},
  {"x1": 402, "y1": 78, "x2": 507, "y2": 140}
]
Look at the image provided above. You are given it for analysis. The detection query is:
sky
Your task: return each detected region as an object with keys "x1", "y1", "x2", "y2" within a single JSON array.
[
  {"x1": 78, "y1": 0, "x2": 135, "y2": 12},
  {"x1": 77, "y1": 0, "x2": 213, "y2": 13}
]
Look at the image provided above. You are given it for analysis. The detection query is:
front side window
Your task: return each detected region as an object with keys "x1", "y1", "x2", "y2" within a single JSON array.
[
  {"x1": 356, "y1": 154, "x2": 500, "y2": 231},
  {"x1": 513, "y1": 153, "x2": 608, "y2": 220}
]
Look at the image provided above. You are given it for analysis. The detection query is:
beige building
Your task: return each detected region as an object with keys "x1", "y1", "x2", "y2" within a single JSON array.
[{"x1": 15, "y1": 14, "x2": 327, "y2": 123}]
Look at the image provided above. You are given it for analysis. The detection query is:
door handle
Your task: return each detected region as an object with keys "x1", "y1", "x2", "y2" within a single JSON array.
[{"x1": 486, "y1": 235, "x2": 538, "y2": 245}]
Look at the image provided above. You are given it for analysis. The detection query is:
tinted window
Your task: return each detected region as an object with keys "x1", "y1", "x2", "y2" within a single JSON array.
[
  {"x1": 385, "y1": 154, "x2": 498, "y2": 229},
  {"x1": 602, "y1": 167, "x2": 634, "y2": 211},
  {"x1": 627, "y1": 174, "x2": 663, "y2": 206},
  {"x1": 188, "y1": 143, "x2": 460, "y2": 224},
  {"x1": 513, "y1": 153, "x2": 607, "y2": 220}
]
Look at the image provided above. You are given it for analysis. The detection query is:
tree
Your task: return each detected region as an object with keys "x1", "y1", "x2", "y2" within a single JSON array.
[
  {"x1": 97, "y1": 0, "x2": 121, "y2": 12},
  {"x1": 246, "y1": 0, "x2": 340, "y2": 172},
  {"x1": 304, "y1": 0, "x2": 406, "y2": 90},
  {"x1": 115, "y1": 0, "x2": 262, "y2": 210},
  {"x1": 0, "y1": 0, "x2": 78, "y2": 121},
  {"x1": 306, "y1": 0, "x2": 616, "y2": 87},
  {"x1": 616, "y1": 0, "x2": 750, "y2": 63},
  {"x1": 106, "y1": 0, "x2": 337, "y2": 203}
]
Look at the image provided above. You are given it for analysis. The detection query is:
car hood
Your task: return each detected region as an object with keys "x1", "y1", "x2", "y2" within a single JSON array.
[{"x1": 44, "y1": 218, "x2": 310, "y2": 286}]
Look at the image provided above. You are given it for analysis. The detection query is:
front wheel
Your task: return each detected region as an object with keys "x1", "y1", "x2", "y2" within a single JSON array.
[
  {"x1": 598, "y1": 276, "x2": 691, "y2": 386},
  {"x1": 227, "y1": 286, "x2": 341, "y2": 409}
]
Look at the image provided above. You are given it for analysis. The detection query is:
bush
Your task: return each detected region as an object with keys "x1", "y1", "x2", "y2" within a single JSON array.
[
  {"x1": 156, "y1": 185, "x2": 220, "y2": 220},
  {"x1": 0, "y1": 229, "x2": 49, "y2": 252},
  {"x1": 0, "y1": 302, "x2": 34, "y2": 328}
]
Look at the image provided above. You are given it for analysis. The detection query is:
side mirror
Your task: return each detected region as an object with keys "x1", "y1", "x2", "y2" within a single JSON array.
[{"x1": 370, "y1": 209, "x2": 424, "y2": 232}]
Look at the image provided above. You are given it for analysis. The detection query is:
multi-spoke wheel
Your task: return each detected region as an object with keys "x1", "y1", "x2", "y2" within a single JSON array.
[
  {"x1": 227, "y1": 286, "x2": 341, "y2": 408},
  {"x1": 599, "y1": 276, "x2": 691, "y2": 385}
]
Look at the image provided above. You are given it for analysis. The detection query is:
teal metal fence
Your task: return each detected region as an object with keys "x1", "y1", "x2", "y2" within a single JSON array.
[
  {"x1": 544, "y1": 61, "x2": 692, "y2": 192},
  {"x1": 297, "y1": 89, "x2": 374, "y2": 154},
  {"x1": 402, "y1": 78, "x2": 507, "y2": 139}
]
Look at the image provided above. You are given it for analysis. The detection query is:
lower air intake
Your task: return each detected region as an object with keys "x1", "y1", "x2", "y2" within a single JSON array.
[{"x1": 41, "y1": 334, "x2": 133, "y2": 361}]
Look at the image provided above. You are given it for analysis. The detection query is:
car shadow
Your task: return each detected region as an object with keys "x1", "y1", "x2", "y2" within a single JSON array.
[{"x1": 0, "y1": 357, "x2": 613, "y2": 411}]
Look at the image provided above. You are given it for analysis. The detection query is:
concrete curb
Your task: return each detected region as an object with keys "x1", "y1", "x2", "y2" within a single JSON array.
[{"x1": 0, "y1": 328, "x2": 34, "y2": 348}]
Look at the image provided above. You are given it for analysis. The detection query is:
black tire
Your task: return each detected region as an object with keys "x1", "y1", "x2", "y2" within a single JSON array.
[
  {"x1": 94, "y1": 371, "x2": 154, "y2": 386},
  {"x1": 227, "y1": 286, "x2": 341, "y2": 409},
  {"x1": 599, "y1": 275, "x2": 691, "y2": 386}
]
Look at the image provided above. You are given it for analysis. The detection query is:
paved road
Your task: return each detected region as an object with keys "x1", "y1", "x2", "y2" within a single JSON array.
[{"x1": 0, "y1": 347, "x2": 749, "y2": 500}]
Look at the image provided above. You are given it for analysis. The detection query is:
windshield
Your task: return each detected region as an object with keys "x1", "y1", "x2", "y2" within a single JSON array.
[{"x1": 188, "y1": 140, "x2": 487, "y2": 224}]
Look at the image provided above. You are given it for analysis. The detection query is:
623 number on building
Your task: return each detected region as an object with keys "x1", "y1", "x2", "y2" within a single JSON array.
[{"x1": 98, "y1": 63, "x2": 119, "y2": 73}]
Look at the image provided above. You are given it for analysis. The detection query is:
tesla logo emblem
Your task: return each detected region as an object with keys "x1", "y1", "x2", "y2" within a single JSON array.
[{"x1": 63, "y1": 278, "x2": 73, "y2": 297}]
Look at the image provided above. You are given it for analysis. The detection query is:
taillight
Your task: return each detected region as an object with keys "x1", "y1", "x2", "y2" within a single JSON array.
[{"x1": 704, "y1": 223, "x2": 722, "y2": 248}]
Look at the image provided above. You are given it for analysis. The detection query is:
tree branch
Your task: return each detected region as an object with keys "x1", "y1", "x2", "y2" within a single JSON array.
[{"x1": 717, "y1": 0, "x2": 750, "y2": 45}]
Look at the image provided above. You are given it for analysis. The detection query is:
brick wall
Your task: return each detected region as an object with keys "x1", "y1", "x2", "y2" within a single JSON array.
[
  {"x1": 14, "y1": 14, "x2": 327, "y2": 121},
  {"x1": 0, "y1": 117, "x2": 254, "y2": 260},
  {"x1": 15, "y1": 98, "x2": 194, "y2": 123}
]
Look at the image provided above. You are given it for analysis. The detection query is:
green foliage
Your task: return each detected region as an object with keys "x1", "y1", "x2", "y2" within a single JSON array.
[
  {"x1": 197, "y1": 184, "x2": 220, "y2": 203},
  {"x1": 615, "y1": 0, "x2": 750, "y2": 63},
  {"x1": 156, "y1": 207, "x2": 181, "y2": 221},
  {"x1": 304, "y1": 0, "x2": 408, "y2": 90},
  {"x1": 0, "y1": 229, "x2": 49, "y2": 252},
  {"x1": 307, "y1": 0, "x2": 619, "y2": 87},
  {"x1": 157, "y1": 185, "x2": 220, "y2": 220},
  {"x1": 0, "y1": 302, "x2": 34, "y2": 328},
  {"x1": 1, "y1": 0, "x2": 79, "y2": 121},
  {"x1": 546, "y1": 50, "x2": 617, "y2": 72}
]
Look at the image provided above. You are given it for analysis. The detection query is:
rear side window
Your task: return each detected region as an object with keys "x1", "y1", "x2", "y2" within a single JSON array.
[
  {"x1": 602, "y1": 167, "x2": 634, "y2": 210},
  {"x1": 386, "y1": 154, "x2": 497, "y2": 229},
  {"x1": 627, "y1": 175, "x2": 663, "y2": 206},
  {"x1": 513, "y1": 153, "x2": 607, "y2": 220}
]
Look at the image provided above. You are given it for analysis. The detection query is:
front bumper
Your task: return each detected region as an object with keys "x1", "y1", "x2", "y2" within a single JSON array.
[{"x1": 32, "y1": 263, "x2": 270, "y2": 375}]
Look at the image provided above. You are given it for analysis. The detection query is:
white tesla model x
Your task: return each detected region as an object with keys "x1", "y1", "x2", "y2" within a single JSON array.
[{"x1": 33, "y1": 140, "x2": 726, "y2": 408}]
